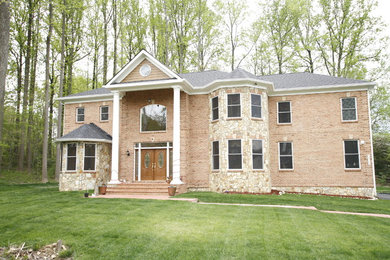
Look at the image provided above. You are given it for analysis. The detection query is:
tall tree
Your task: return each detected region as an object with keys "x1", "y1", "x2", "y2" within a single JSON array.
[
  {"x1": 0, "y1": 0, "x2": 10, "y2": 174},
  {"x1": 42, "y1": 0, "x2": 53, "y2": 183}
]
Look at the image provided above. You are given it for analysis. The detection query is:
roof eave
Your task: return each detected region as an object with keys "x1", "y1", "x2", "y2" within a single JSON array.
[
  {"x1": 56, "y1": 93, "x2": 113, "y2": 103},
  {"x1": 104, "y1": 78, "x2": 186, "y2": 91},
  {"x1": 55, "y1": 138, "x2": 112, "y2": 143}
]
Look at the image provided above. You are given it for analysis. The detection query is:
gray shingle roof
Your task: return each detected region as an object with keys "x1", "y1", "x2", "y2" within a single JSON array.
[
  {"x1": 65, "y1": 87, "x2": 111, "y2": 97},
  {"x1": 57, "y1": 123, "x2": 112, "y2": 142},
  {"x1": 179, "y1": 70, "x2": 230, "y2": 87},
  {"x1": 257, "y1": 72, "x2": 369, "y2": 90}
]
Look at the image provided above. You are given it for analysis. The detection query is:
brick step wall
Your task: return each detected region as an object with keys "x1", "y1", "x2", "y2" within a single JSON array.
[{"x1": 106, "y1": 182, "x2": 170, "y2": 196}]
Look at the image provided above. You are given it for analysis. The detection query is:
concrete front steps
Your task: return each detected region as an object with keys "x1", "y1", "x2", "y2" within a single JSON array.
[{"x1": 106, "y1": 181, "x2": 170, "y2": 196}]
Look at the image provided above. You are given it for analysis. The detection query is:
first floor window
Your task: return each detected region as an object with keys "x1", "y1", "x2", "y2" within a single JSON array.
[
  {"x1": 84, "y1": 144, "x2": 96, "y2": 171},
  {"x1": 227, "y1": 94, "x2": 241, "y2": 118},
  {"x1": 344, "y1": 140, "x2": 360, "y2": 169},
  {"x1": 67, "y1": 143, "x2": 77, "y2": 171},
  {"x1": 252, "y1": 140, "x2": 263, "y2": 170},
  {"x1": 341, "y1": 97, "x2": 357, "y2": 121},
  {"x1": 279, "y1": 142, "x2": 293, "y2": 169},
  {"x1": 212, "y1": 96, "x2": 219, "y2": 120},
  {"x1": 100, "y1": 106, "x2": 109, "y2": 121},
  {"x1": 228, "y1": 140, "x2": 242, "y2": 169},
  {"x1": 278, "y1": 101, "x2": 291, "y2": 124},
  {"x1": 251, "y1": 94, "x2": 262, "y2": 118},
  {"x1": 76, "y1": 107, "x2": 85, "y2": 122},
  {"x1": 212, "y1": 141, "x2": 219, "y2": 170}
]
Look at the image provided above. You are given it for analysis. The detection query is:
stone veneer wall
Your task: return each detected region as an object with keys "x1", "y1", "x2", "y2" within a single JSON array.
[
  {"x1": 274, "y1": 186, "x2": 375, "y2": 198},
  {"x1": 59, "y1": 142, "x2": 111, "y2": 191},
  {"x1": 209, "y1": 87, "x2": 271, "y2": 193}
]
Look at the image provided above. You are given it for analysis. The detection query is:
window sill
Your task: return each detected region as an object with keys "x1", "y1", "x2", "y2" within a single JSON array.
[
  {"x1": 100, "y1": 120, "x2": 109, "y2": 123},
  {"x1": 211, "y1": 119, "x2": 219, "y2": 123},
  {"x1": 140, "y1": 130, "x2": 167, "y2": 134},
  {"x1": 277, "y1": 123, "x2": 292, "y2": 126},
  {"x1": 278, "y1": 169, "x2": 294, "y2": 172},
  {"x1": 252, "y1": 169, "x2": 265, "y2": 172},
  {"x1": 76, "y1": 121, "x2": 85, "y2": 124},
  {"x1": 341, "y1": 120, "x2": 358, "y2": 123},
  {"x1": 227, "y1": 169, "x2": 243, "y2": 172},
  {"x1": 344, "y1": 168, "x2": 361, "y2": 172},
  {"x1": 226, "y1": 117, "x2": 242, "y2": 121},
  {"x1": 211, "y1": 169, "x2": 220, "y2": 172},
  {"x1": 251, "y1": 117, "x2": 263, "y2": 121}
]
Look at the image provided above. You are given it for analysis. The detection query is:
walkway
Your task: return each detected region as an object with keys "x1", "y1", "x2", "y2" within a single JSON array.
[{"x1": 91, "y1": 194, "x2": 390, "y2": 219}]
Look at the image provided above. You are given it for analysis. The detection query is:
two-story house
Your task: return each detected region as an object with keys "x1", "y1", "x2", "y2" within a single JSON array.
[{"x1": 56, "y1": 50, "x2": 377, "y2": 198}]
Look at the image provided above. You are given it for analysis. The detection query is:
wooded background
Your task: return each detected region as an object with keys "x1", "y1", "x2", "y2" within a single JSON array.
[{"x1": 0, "y1": 0, "x2": 389, "y2": 183}]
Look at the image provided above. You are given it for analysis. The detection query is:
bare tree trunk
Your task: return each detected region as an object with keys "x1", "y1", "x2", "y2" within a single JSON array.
[
  {"x1": 0, "y1": 0, "x2": 10, "y2": 175},
  {"x1": 27, "y1": 10, "x2": 40, "y2": 173},
  {"x1": 112, "y1": 0, "x2": 117, "y2": 76},
  {"x1": 18, "y1": 0, "x2": 34, "y2": 171},
  {"x1": 55, "y1": 0, "x2": 66, "y2": 181},
  {"x1": 16, "y1": 46, "x2": 23, "y2": 126},
  {"x1": 102, "y1": 3, "x2": 108, "y2": 84},
  {"x1": 42, "y1": 0, "x2": 53, "y2": 183}
]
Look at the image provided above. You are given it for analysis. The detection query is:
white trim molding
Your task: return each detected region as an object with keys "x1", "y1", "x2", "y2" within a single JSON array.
[
  {"x1": 109, "y1": 91, "x2": 121, "y2": 184},
  {"x1": 171, "y1": 86, "x2": 183, "y2": 185}
]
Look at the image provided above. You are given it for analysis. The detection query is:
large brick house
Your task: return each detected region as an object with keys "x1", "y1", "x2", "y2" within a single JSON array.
[{"x1": 57, "y1": 50, "x2": 377, "y2": 198}]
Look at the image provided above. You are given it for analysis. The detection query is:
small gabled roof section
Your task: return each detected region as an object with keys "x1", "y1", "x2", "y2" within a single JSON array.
[
  {"x1": 56, "y1": 123, "x2": 112, "y2": 143},
  {"x1": 105, "y1": 49, "x2": 182, "y2": 86}
]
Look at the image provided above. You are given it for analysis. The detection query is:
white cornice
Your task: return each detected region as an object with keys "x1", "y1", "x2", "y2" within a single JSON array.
[{"x1": 55, "y1": 138, "x2": 112, "y2": 143}]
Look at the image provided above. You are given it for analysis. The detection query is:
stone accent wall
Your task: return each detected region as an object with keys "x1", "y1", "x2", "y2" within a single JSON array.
[
  {"x1": 64, "y1": 101, "x2": 113, "y2": 135},
  {"x1": 209, "y1": 87, "x2": 271, "y2": 193},
  {"x1": 269, "y1": 91, "x2": 375, "y2": 189},
  {"x1": 274, "y1": 186, "x2": 375, "y2": 198},
  {"x1": 59, "y1": 142, "x2": 111, "y2": 191}
]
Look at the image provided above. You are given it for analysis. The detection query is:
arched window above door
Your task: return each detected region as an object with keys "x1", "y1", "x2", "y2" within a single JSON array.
[{"x1": 140, "y1": 104, "x2": 167, "y2": 132}]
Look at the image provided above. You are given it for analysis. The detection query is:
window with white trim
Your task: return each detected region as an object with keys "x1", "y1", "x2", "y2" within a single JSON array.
[
  {"x1": 140, "y1": 104, "x2": 167, "y2": 132},
  {"x1": 228, "y1": 140, "x2": 242, "y2": 169},
  {"x1": 100, "y1": 106, "x2": 109, "y2": 121},
  {"x1": 279, "y1": 142, "x2": 293, "y2": 170},
  {"x1": 212, "y1": 96, "x2": 219, "y2": 121},
  {"x1": 252, "y1": 140, "x2": 263, "y2": 170},
  {"x1": 66, "y1": 143, "x2": 77, "y2": 171},
  {"x1": 341, "y1": 97, "x2": 357, "y2": 121},
  {"x1": 251, "y1": 94, "x2": 262, "y2": 118},
  {"x1": 84, "y1": 144, "x2": 96, "y2": 171},
  {"x1": 227, "y1": 94, "x2": 241, "y2": 118},
  {"x1": 344, "y1": 140, "x2": 360, "y2": 169},
  {"x1": 212, "y1": 141, "x2": 219, "y2": 170},
  {"x1": 76, "y1": 107, "x2": 85, "y2": 122},
  {"x1": 277, "y1": 101, "x2": 291, "y2": 124}
]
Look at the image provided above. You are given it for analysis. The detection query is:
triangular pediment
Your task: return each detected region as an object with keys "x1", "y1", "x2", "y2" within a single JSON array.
[{"x1": 105, "y1": 50, "x2": 181, "y2": 86}]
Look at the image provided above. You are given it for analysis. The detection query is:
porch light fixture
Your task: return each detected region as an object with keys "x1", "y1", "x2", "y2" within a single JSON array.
[{"x1": 126, "y1": 150, "x2": 130, "y2": 156}]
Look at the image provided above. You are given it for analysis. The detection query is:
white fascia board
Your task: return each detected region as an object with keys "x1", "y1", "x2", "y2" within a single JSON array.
[
  {"x1": 106, "y1": 50, "x2": 181, "y2": 85},
  {"x1": 187, "y1": 78, "x2": 273, "y2": 94},
  {"x1": 57, "y1": 93, "x2": 113, "y2": 104},
  {"x1": 269, "y1": 82, "x2": 376, "y2": 96},
  {"x1": 105, "y1": 78, "x2": 185, "y2": 91},
  {"x1": 55, "y1": 138, "x2": 112, "y2": 143}
]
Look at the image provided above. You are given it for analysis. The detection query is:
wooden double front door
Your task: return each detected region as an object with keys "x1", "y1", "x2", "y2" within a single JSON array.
[{"x1": 141, "y1": 149, "x2": 167, "y2": 180}]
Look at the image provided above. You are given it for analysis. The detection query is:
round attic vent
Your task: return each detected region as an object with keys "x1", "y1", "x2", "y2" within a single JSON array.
[{"x1": 139, "y1": 64, "x2": 151, "y2": 77}]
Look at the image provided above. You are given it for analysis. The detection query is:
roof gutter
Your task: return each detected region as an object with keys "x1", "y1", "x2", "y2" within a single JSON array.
[{"x1": 55, "y1": 138, "x2": 112, "y2": 143}]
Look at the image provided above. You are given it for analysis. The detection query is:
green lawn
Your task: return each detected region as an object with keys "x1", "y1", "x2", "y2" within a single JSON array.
[
  {"x1": 0, "y1": 183, "x2": 389, "y2": 259},
  {"x1": 377, "y1": 185, "x2": 390, "y2": 193}
]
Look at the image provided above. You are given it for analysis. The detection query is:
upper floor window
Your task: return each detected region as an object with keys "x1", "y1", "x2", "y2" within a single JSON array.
[
  {"x1": 251, "y1": 94, "x2": 262, "y2": 118},
  {"x1": 212, "y1": 141, "x2": 219, "y2": 170},
  {"x1": 228, "y1": 139, "x2": 242, "y2": 169},
  {"x1": 279, "y1": 142, "x2": 293, "y2": 170},
  {"x1": 252, "y1": 140, "x2": 263, "y2": 170},
  {"x1": 341, "y1": 97, "x2": 357, "y2": 121},
  {"x1": 76, "y1": 107, "x2": 84, "y2": 123},
  {"x1": 344, "y1": 140, "x2": 360, "y2": 169},
  {"x1": 227, "y1": 93, "x2": 241, "y2": 118},
  {"x1": 212, "y1": 96, "x2": 219, "y2": 121},
  {"x1": 277, "y1": 101, "x2": 291, "y2": 124},
  {"x1": 84, "y1": 143, "x2": 96, "y2": 171},
  {"x1": 100, "y1": 106, "x2": 109, "y2": 121},
  {"x1": 66, "y1": 143, "x2": 77, "y2": 171},
  {"x1": 141, "y1": 104, "x2": 167, "y2": 132}
]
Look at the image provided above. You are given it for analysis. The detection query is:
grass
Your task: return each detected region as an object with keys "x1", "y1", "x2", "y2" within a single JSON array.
[
  {"x1": 377, "y1": 185, "x2": 390, "y2": 193},
  {"x1": 177, "y1": 191, "x2": 390, "y2": 215},
  {"x1": 0, "y1": 170, "x2": 56, "y2": 185},
  {"x1": 0, "y1": 183, "x2": 389, "y2": 259}
]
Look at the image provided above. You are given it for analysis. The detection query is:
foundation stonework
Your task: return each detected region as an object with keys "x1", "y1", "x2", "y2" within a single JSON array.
[
  {"x1": 209, "y1": 87, "x2": 271, "y2": 193},
  {"x1": 274, "y1": 186, "x2": 375, "y2": 198},
  {"x1": 59, "y1": 142, "x2": 111, "y2": 191}
]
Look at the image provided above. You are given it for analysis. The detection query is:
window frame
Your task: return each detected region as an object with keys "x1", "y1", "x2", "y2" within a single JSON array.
[
  {"x1": 139, "y1": 104, "x2": 168, "y2": 133},
  {"x1": 277, "y1": 101, "x2": 292, "y2": 124},
  {"x1": 252, "y1": 139, "x2": 264, "y2": 170},
  {"x1": 340, "y1": 97, "x2": 358, "y2": 122},
  {"x1": 100, "y1": 105, "x2": 109, "y2": 122},
  {"x1": 227, "y1": 139, "x2": 243, "y2": 170},
  {"x1": 251, "y1": 94, "x2": 262, "y2": 119},
  {"x1": 226, "y1": 93, "x2": 241, "y2": 119},
  {"x1": 343, "y1": 140, "x2": 361, "y2": 170},
  {"x1": 66, "y1": 143, "x2": 77, "y2": 172},
  {"x1": 211, "y1": 96, "x2": 219, "y2": 121},
  {"x1": 76, "y1": 107, "x2": 85, "y2": 123},
  {"x1": 83, "y1": 143, "x2": 97, "y2": 172},
  {"x1": 278, "y1": 142, "x2": 294, "y2": 170},
  {"x1": 212, "y1": 141, "x2": 220, "y2": 170}
]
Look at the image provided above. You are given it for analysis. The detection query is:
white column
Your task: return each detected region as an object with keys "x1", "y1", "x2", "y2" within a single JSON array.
[
  {"x1": 109, "y1": 91, "x2": 121, "y2": 184},
  {"x1": 171, "y1": 86, "x2": 183, "y2": 185}
]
